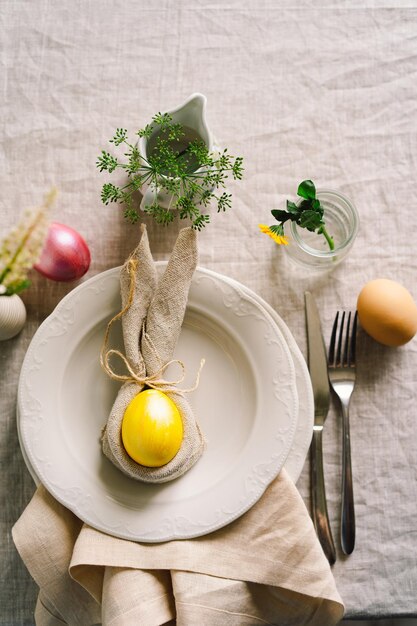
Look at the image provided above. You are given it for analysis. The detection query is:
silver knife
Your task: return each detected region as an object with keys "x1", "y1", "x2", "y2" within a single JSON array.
[{"x1": 305, "y1": 291, "x2": 336, "y2": 565}]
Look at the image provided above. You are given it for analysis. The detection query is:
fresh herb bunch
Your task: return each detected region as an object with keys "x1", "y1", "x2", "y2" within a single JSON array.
[
  {"x1": 260, "y1": 180, "x2": 334, "y2": 250},
  {"x1": 97, "y1": 113, "x2": 244, "y2": 230}
]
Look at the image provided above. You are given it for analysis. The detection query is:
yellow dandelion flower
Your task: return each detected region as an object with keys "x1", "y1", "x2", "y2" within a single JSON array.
[{"x1": 258, "y1": 224, "x2": 289, "y2": 246}]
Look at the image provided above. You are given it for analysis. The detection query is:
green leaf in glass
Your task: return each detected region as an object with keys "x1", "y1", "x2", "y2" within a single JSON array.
[
  {"x1": 299, "y1": 209, "x2": 323, "y2": 231},
  {"x1": 271, "y1": 209, "x2": 292, "y2": 223},
  {"x1": 297, "y1": 179, "x2": 316, "y2": 200},
  {"x1": 286, "y1": 200, "x2": 299, "y2": 215}
]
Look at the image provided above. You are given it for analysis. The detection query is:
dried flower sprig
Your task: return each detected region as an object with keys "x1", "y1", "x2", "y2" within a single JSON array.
[
  {"x1": 259, "y1": 180, "x2": 334, "y2": 250},
  {"x1": 97, "y1": 113, "x2": 244, "y2": 230},
  {"x1": 0, "y1": 189, "x2": 56, "y2": 295}
]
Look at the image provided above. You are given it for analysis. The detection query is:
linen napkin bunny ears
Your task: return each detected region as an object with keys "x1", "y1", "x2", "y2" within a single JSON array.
[{"x1": 101, "y1": 225, "x2": 205, "y2": 482}]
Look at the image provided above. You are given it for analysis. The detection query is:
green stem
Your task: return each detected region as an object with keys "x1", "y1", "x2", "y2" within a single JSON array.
[
  {"x1": 318, "y1": 225, "x2": 334, "y2": 251},
  {"x1": 166, "y1": 191, "x2": 174, "y2": 212},
  {"x1": 122, "y1": 171, "x2": 153, "y2": 193}
]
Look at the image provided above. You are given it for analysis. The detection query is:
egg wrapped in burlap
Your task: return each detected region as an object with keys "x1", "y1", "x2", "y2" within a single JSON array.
[{"x1": 100, "y1": 225, "x2": 205, "y2": 483}]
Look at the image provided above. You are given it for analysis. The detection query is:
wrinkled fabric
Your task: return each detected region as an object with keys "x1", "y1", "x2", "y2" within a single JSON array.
[
  {"x1": 12, "y1": 471, "x2": 344, "y2": 625},
  {"x1": 2, "y1": 0, "x2": 417, "y2": 622}
]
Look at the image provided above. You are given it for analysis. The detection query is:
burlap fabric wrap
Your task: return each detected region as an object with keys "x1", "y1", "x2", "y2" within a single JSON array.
[{"x1": 101, "y1": 225, "x2": 205, "y2": 482}]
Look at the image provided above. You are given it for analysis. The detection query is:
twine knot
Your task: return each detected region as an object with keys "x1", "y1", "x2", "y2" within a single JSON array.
[{"x1": 100, "y1": 258, "x2": 204, "y2": 395}]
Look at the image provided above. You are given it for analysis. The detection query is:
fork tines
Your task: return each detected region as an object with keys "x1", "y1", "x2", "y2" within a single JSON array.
[{"x1": 329, "y1": 310, "x2": 358, "y2": 368}]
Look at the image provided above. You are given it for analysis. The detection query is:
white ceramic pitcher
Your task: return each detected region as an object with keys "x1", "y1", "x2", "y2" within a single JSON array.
[{"x1": 138, "y1": 93, "x2": 218, "y2": 211}]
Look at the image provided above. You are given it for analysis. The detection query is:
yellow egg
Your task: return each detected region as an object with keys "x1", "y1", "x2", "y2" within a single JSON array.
[
  {"x1": 121, "y1": 389, "x2": 183, "y2": 467},
  {"x1": 357, "y1": 279, "x2": 417, "y2": 347}
]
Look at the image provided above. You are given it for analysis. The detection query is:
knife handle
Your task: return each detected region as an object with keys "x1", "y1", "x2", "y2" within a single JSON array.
[{"x1": 310, "y1": 427, "x2": 336, "y2": 565}]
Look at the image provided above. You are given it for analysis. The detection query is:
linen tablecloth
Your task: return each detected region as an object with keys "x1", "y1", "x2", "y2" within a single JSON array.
[{"x1": 1, "y1": 1, "x2": 417, "y2": 623}]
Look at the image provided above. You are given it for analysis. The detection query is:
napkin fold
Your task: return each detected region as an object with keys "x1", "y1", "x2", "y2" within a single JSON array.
[
  {"x1": 13, "y1": 469, "x2": 344, "y2": 626},
  {"x1": 101, "y1": 225, "x2": 205, "y2": 483}
]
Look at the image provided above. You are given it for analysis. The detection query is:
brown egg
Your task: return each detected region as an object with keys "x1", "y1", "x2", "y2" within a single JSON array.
[{"x1": 357, "y1": 279, "x2": 417, "y2": 347}]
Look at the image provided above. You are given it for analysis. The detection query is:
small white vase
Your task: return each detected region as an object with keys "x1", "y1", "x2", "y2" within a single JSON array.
[{"x1": 0, "y1": 293, "x2": 27, "y2": 340}]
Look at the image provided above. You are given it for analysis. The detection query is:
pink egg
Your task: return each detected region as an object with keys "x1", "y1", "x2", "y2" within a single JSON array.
[{"x1": 35, "y1": 222, "x2": 91, "y2": 282}]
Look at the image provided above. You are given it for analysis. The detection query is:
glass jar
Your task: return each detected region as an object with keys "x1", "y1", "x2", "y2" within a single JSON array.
[{"x1": 283, "y1": 189, "x2": 359, "y2": 269}]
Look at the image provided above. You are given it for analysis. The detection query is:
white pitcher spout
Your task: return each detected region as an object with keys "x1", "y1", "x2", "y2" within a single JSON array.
[
  {"x1": 184, "y1": 92, "x2": 206, "y2": 116},
  {"x1": 168, "y1": 92, "x2": 212, "y2": 150}
]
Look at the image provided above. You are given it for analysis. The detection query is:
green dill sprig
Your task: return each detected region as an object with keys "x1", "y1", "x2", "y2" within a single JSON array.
[{"x1": 97, "y1": 114, "x2": 244, "y2": 230}]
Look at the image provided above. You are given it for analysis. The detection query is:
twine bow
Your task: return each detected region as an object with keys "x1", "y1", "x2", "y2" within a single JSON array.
[{"x1": 100, "y1": 258, "x2": 204, "y2": 395}]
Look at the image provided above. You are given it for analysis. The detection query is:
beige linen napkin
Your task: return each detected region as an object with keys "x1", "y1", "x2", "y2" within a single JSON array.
[{"x1": 13, "y1": 468, "x2": 344, "y2": 626}]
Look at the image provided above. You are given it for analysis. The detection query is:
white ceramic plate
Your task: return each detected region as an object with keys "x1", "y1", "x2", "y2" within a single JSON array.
[
  {"x1": 223, "y1": 275, "x2": 313, "y2": 482},
  {"x1": 18, "y1": 265, "x2": 303, "y2": 542},
  {"x1": 17, "y1": 276, "x2": 313, "y2": 487},
  {"x1": 17, "y1": 272, "x2": 313, "y2": 488}
]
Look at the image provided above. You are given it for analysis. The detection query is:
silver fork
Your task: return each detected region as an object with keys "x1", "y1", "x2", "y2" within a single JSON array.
[{"x1": 328, "y1": 310, "x2": 357, "y2": 555}]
